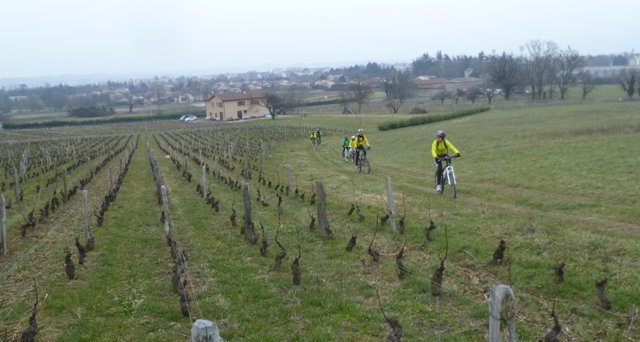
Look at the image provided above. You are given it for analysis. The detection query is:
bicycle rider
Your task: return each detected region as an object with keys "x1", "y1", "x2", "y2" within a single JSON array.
[
  {"x1": 348, "y1": 135, "x2": 357, "y2": 161},
  {"x1": 315, "y1": 128, "x2": 323, "y2": 144},
  {"x1": 341, "y1": 135, "x2": 350, "y2": 157},
  {"x1": 354, "y1": 128, "x2": 371, "y2": 166},
  {"x1": 431, "y1": 130, "x2": 460, "y2": 192}
]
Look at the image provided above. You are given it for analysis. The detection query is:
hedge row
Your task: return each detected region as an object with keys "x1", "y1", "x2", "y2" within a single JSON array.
[
  {"x1": 377, "y1": 107, "x2": 490, "y2": 131},
  {"x1": 1, "y1": 111, "x2": 195, "y2": 130}
]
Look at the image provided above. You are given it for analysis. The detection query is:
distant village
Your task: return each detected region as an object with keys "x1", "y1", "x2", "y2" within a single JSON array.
[{"x1": 1, "y1": 50, "x2": 639, "y2": 122}]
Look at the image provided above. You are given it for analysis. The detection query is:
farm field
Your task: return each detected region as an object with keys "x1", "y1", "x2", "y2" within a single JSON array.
[{"x1": 1, "y1": 101, "x2": 639, "y2": 341}]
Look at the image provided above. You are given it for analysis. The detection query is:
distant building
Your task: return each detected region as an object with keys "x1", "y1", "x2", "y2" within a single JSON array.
[
  {"x1": 414, "y1": 75, "x2": 483, "y2": 97},
  {"x1": 580, "y1": 65, "x2": 640, "y2": 78},
  {"x1": 205, "y1": 90, "x2": 267, "y2": 121}
]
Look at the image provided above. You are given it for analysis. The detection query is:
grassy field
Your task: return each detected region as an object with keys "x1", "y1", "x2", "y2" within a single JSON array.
[{"x1": 1, "y1": 100, "x2": 639, "y2": 341}]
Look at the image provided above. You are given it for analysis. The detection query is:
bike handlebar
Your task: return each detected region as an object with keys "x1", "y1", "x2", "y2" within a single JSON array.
[{"x1": 437, "y1": 155, "x2": 458, "y2": 162}]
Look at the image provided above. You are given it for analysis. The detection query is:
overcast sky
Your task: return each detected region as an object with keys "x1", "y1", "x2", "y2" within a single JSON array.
[{"x1": 1, "y1": 0, "x2": 638, "y2": 80}]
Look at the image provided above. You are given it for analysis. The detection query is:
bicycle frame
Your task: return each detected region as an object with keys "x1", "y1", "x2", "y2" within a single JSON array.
[
  {"x1": 437, "y1": 155, "x2": 457, "y2": 198},
  {"x1": 444, "y1": 162, "x2": 456, "y2": 186}
]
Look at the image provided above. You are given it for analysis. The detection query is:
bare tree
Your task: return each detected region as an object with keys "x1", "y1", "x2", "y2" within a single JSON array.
[
  {"x1": 465, "y1": 87, "x2": 483, "y2": 104},
  {"x1": 577, "y1": 70, "x2": 596, "y2": 100},
  {"x1": 338, "y1": 90, "x2": 354, "y2": 114},
  {"x1": 522, "y1": 40, "x2": 558, "y2": 100},
  {"x1": 620, "y1": 70, "x2": 636, "y2": 98},
  {"x1": 488, "y1": 52, "x2": 521, "y2": 100},
  {"x1": 383, "y1": 70, "x2": 414, "y2": 113},
  {"x1": 262, "y1": 92, "x2": 284, "y2": 119},
  {"x1": 432, "y1": 90, "x2": 452, "y2": 104},
  {"x1": 282, "y1": 85, "x2": 309, "y2": 113},
  {"x1": 555, "y1": 47, "x2": 584, "y2": 99},
  {"x1": 348, "y1": 80, "x2": 373, "y2": 114}
]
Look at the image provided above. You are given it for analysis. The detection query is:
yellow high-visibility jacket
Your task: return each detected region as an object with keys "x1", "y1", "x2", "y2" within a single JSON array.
[
  {"x1": 431, "y1": 139, "x2": 459, "y2": 158},
  {"x1": 355, "y1": 135, "x2": 369, "y2": 148},
  {"x1": 348, "y1": 138, "x2": 357, "y2": 148}
]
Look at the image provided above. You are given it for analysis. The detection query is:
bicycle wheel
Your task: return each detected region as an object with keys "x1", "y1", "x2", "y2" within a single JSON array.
[
  {"x1": 450, "y1": 183, "x2": 456, "y2": 199},
  {"x1": 363, "y1": 158, "x2": 371, "y2": 174}
]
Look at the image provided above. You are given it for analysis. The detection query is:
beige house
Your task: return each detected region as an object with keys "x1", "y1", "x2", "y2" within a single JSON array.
[{"x1": 205, "y1": 90, "x2": 267, "y2": 121}]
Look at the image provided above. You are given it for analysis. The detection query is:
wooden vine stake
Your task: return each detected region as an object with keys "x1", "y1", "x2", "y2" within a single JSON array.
[
  {"x1": 1, "y1": 194, "x2": 7, "y2": 256},
  {"x1": 315, "y1": 181, "x2": 332, "y2": 237},
  {"x1": 161, "y1": 185, "x2": 171, "y2": 237},
  {"x1": 82, "y1": 190, "x2": 94, "y2": 250},
  {"x1": 386, "y1": 177, "x2": 397, "y2": 233},
  {"x1": 488, "y1": 284, "x2": 517, "y2": 342}
]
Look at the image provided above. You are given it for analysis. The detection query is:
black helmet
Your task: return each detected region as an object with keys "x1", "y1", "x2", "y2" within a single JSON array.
[{"x1": 436, "y1": 130, "x2": 446, "y2": 138}]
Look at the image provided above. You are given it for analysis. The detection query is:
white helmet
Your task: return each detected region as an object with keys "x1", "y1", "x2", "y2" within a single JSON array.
[
  {"x1": 350, "y1": 135, "x2": 356, "y2": 139},
  {"x1": 357, "y1": 128, "x2": 364, "y2": 135}
]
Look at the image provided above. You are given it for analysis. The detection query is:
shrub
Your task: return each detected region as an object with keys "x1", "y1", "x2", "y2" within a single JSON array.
[
  {"x1": 378, "y1": 107, "x2": 490, "y2": 131},
  {"x1": 409, "y1": 106, "x2": 428, "y2": 114}
]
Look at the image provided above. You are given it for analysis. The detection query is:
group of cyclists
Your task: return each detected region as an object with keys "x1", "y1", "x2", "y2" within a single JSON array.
[
  {"x1": 340, "y1": 129, "x2": 370, "y2": 166},
  {"x1": 311, "y1": 126, "x2": 460, "y2": 193}
]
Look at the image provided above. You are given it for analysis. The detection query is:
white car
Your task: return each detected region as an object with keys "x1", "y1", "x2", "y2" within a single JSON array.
[
  {"x1": 184, "y1": 115, "x2": 197, "y2": 122},
  {"x1": 178, "y1": 115, "x2": 188, "y2": 121}
]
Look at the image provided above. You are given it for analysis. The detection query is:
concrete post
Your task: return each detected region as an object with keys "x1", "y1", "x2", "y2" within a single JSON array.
[
  {"x1": 108, "y1": 167, "x2": 114, "y2": 192},
  {"x1": 242, "y1": 182, "x2": 255, "y2": 243},
  {"x1": 386, "y1": 177, "x2": 397, "y2": 233},
  {"x1": 13, "y1": 166, "x2": 20, "y2": 203},
  {"x1": 316, "y1": 181, "x2": 330, "y2": 236},
  {"x1": 191, "y1": 319, "x2": 223, "y2": 342},
  {"x1": 285, "y1": 165, "x2": 292, "y2": 196},
  {"x1": 202, "y1": 165, "x2": 207, "y2": 199},
  {"x1": 161, "y1": 185, "x2": 171, "y2": 236},
  {"x1": 1, "y1": 195, "x2": 7, "y2": 256},
  {"x1": 488, "y1": 284, "x2": 517, "y2": 342},
  {"x1": 82, "y1": 190, "x2": 93, "y2": 242}
]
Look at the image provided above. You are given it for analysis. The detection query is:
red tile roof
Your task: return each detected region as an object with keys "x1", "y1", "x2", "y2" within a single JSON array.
[{"x1": 207, "y1": 90, "x2": 267, "y2": 102}]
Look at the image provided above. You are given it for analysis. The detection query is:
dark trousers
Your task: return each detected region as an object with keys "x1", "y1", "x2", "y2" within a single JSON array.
[
  {"x1": 434, "y1": 157, "x2": 444, "y2": 185},
  {"x1": 355, "y1": 146, "x2": 366, "y2": 165}
]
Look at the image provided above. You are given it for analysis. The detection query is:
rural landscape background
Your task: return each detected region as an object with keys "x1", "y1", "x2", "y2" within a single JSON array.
[
  {"x1": 1, "y1": 1, "x2": 640, "y2": 339},
  {"x1": 1, "y1": 53, "x2": 639, "y2": 340}
]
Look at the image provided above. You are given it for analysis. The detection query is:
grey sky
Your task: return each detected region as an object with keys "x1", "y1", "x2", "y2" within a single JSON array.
[{"x1": 1, "y1": 0, "x2": 638, "y2": 79}]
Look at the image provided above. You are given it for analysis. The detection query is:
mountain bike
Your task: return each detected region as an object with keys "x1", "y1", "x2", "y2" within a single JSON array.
[
  {"x1": 342, "y1": 147, "x2": 352, "y2": 161},
  {"x1": 356, "y1": 149, "x2": 371, "y2": 174},
  {"x1": 436, "y1": 155, "x2": 458, "y2": 198}
]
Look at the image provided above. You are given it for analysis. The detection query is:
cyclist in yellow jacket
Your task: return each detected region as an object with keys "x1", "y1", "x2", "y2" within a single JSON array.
[
  {"x1": 354, "y1": 128, "x2": 370, "y2": 166},
  {"x1": 431, "y1": 130, "x2": 460, "y2": 192}
]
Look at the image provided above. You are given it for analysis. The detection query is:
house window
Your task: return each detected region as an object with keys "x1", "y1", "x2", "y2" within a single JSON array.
[
  {"x1": 237, "y1": 100, "x2": 245, "y2": 106},
  {"x1": 217, "y1": 102, "x2": 223, "y2": 108},
  {"x1": 243, "y1": 110, "x2": 247, "y2": 114},
  {"x1": 250, "y1": 99, "x2": 259, "y2": 105}
]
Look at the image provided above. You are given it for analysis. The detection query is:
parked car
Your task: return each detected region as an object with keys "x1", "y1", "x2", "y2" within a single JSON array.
[
  {"x1": 184, "y1": 115, "x2": 197, "y2": 122},
  {"x1": 178, "y1": 114, "x2": 188, "y2": 121}
]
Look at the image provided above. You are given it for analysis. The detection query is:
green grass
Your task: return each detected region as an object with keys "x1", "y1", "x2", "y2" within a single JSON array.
[{"x1": 1, "y1": 100, "x2": 639, "y2": 341}]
